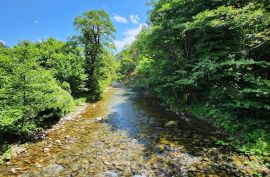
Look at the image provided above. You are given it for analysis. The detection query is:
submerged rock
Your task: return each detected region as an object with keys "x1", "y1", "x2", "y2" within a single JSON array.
[
  {"x1": 158, "y1": 145, "x2": 165, "y2": 152},
  {"x1": 43, "y1": 164, "x2": 63, "y2": 175},
  {"x1": 165, "y1": 121, "x2": 178, "y2": 127},
  {"x1": 102, "y1": 171, "x2": 118, "y2": 177}
]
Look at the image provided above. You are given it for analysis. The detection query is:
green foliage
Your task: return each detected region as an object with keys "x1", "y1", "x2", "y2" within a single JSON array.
[
  {"x1": 119, "y1": 0, "x2": 270, "y2": 156},
  {"x1": 0, "y1": 145, "x2": 11, "y2": 165},
  {"x1": 74, "y1": 10, "x2": 116, "y2": 97},
  {"x1": 95, "y1": 50, "x2": 119, "y2": 92},
  {"x1": 117, "y1": 28, "x2": 150, "y2": 78},
  {"x1": 34, "y1": 38, "x2": 88, "y2": 95},
  {"x1": 0, "y1": 41, "x2": 75, "y2": 137},
  {"x1": 215, "y1": 140, "x2": 230, "y2": 146},
  {"x1": 0, "y1": 10, "x2": 117, "y2": 142}
]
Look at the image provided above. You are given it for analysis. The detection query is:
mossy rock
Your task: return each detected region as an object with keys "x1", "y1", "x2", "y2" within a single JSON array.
[{"x1": 165, "y1": 121, "x2": 178, "y2": 128}]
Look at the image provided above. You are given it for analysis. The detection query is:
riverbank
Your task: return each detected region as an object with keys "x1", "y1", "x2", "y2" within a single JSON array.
[
  {"x1": 0, "y1": 86, "x2": 116, "y2": 166},
  {"x1": 0, "y1": 101, "x2": 89, "y2": 165}
]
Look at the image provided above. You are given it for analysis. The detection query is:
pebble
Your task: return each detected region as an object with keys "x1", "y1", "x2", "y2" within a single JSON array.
[
  {"x1": 43, "y1": 148, "x2": 50, "y2": 153},
  {"x1": 103, "y1": 171, "x2": 118, "y2": 177},
  {"x1": 10, "y1": 168, "x2": 17, "y2": 174},
  {"x1": 36, "y1": 163, "x2": 43, "y2": 168},
  {"x1": 55, "y1": 140, "x2": 61, "y2": 145}
]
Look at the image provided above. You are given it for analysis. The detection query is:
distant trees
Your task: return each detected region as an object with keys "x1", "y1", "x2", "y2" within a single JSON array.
[
  {"x1": 0, "y1": 42, "x2": 5, "y2": 48},
  {"x1": 119, "y1": 0, "x2": 270, "y2": 155},
  {"x1": 74, "y1": 10, "x2": 115, "y2": 97}
]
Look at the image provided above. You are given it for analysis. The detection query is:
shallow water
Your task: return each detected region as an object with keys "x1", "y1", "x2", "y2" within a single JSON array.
[{"x1": 0, "y1": 86, "x2": 260, "y2": 176}]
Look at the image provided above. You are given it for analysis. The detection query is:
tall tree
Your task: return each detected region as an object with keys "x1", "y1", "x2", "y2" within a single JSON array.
[{"x1": 74, "y1": 10, "x2": 115, "y2": 96}]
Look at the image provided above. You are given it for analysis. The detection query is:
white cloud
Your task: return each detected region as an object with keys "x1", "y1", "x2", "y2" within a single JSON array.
[
  {"x1": 33, "y1": 20, "x2": 39, "y2": 24},
  {"x1": 130, "y1": 14, "x2": 140, "y2": 24},
  {"x1": 113, "y1": 15, "x2": 128, "y2": 24},
  {"x1": 0, "y1": 40, "x2": 5, "y2": 45},
  {"x1": 114, "y1": 24, "x2": 146, "y2": 52}
]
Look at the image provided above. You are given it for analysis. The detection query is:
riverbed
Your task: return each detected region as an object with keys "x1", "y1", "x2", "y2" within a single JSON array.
[{"x1": 0, "y1": 86, "x2": 265, "y2": 176}]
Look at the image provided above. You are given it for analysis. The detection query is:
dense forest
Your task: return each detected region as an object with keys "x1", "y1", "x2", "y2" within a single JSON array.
[
  {"x1": 118, "y1": 0, "x2": 270, "y2": 156},
  {"x1": 0, "y1": 10, "x2": 118, "y2": 142}
]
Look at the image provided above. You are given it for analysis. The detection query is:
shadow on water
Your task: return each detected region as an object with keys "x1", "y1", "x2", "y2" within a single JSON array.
[
  {"x1": 106, "y1": 87, "x2": 216, "y2": 147},
  {"x1": 103, "y1": 86, "x2": 244, "y2": 176}
]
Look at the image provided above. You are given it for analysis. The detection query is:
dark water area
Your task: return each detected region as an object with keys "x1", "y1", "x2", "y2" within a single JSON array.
[
  {"x1": 107, "y1": 87, "x2": 217, "y2": 144},
  {"x1": 0, "y1": 86, "x2": 261, "y2": 176}
]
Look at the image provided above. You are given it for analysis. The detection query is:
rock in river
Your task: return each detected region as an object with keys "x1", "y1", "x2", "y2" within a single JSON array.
[
  {"x1": 165, "y1": 121, "x2": 178, "y2": 128},
  {"x1": 43, "y1": 164, "x2": 64, "y2": 175},
  {"x1": 10, "y1": 146, "x2": 27, "y2": 158}
]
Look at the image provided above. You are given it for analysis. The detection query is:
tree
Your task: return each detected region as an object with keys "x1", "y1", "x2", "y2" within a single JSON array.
[
  {"x1": 0, "y1": 41, "x2": 75, "y2": 137},
  {"x1": 74, "y1": 10, "x2": 115, "y2": 97},
  {"x1": 34, "y1": 38, "x2": 88, "y2": 95}
]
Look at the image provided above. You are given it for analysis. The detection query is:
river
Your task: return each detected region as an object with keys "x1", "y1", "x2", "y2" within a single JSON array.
[{"x1": 0, "y1": 86, "x2": 259, "y2": 176}]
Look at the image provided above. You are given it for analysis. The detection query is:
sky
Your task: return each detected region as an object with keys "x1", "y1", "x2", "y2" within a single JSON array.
[{"x1": 0, "y1": 0, "x2": 151, "y2": 52}]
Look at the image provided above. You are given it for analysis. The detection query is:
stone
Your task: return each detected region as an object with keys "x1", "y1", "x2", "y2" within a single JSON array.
[
  {"x1": 95, "y1": 117, "x2": 103, "y2": 122},
  {"x1": 43, "y1": 147, "x2": 50, "y2": 153},
  {"x1": 158, "y1": 145, "x2": 165, "y2": 152},
  {"x1": 36, "y1": 163, "x2": 43, "y2": 168},
  {"x1": 10, "y1": 168, "x2": 17, "y2": 174},
  {"x1": 183, "y1": 117, "x2": 191, "y2": 122},
  {"x1": 131, "y1": 139, "x2": 138, "y2": 144},
  {"x1": 259, "y1": 167, "x2": 270, "y2": 175},
  {"x1": 10, "y1": 146, "x2": 27, "y2": 158},
  {"x1": 71, "y1": 163, "x2": 81, "y2": 172},
  {"x1": 43, "y1": 164, "x2": 63, "y2": 175},
  {"x1": 165, "y1": 121, "x2": 178, "y2": 128},
  {"x1": 55, "y1": 140, "x2": 61, "y2": 145},
  {"x1": 103, "y1": 171, "x2": 118, "y2": 177},
  {"x1": 116, "y1": 165, "x2": 125, "y2": 171}
]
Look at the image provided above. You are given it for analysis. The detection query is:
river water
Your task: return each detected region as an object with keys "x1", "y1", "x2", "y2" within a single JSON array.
[{"x1": 0, "y1": 86, "x2": 260, "y2": 176}]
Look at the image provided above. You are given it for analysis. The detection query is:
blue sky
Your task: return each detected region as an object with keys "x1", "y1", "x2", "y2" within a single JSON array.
[{"x1": 0, "y1": 0, "x2": 151, "y2": 51}]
